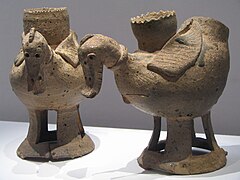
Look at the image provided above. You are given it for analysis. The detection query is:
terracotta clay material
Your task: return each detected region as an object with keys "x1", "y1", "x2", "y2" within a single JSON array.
[
  {"x1": 78, "y1": 10, "x2": 229, "y2": 174},
  {"x1": 10, "y1": 7, "x2": 94, "y2": 161}
]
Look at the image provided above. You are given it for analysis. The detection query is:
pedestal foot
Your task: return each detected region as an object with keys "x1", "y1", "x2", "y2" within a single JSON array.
[
  {"x1": 17, "y1": 138, "x2": 51, "y2": 160},
  {"x1": 138, "y1": 114, "x2": 227, "y2": 174},
  {"x1": 138, "y1": 146, "x2": 226, "y2": 174},
  {"x1": 17, "y1": 105, "x2": 94, "y2": 161},
  {"x1": 50, "y1": 134, "x2": 94, "y2": 160}
]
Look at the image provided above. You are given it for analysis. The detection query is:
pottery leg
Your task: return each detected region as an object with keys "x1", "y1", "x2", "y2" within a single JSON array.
[
  {"x1": 201, "y1": 111, "x2": 220, "y2": 150},
  {"x1": 50, "y1": 105, "x2": 94, "y2": 160},
  {"x1": 138, "y1": 119, "x2": 193, "y2": 173},
  {"x1": 17, "y1": 109, "x2": 51, "y2": 160},
  {"x1": 148, "y1": 116, "x2": 161, "y2": 151},
  {"x1": 164, "y1": 119, "x2": 193, "y2": 161}
]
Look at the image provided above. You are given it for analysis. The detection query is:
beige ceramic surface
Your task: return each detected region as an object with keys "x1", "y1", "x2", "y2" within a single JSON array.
[
  {"x1": 9, "y1": 7, "x2": 94, "y2": 161},
  {"x1": 78, "y1": 10, "x2": 229, "y2": 174}
]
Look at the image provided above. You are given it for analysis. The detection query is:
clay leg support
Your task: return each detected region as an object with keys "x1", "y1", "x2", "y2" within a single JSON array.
[
  {"x1": 138, "y1": 114, "x2": 227, "y2": 174},
  {"x1": 17, "y1": 109, "x2": 51, "y2": 160},
  {"x1": 148, "y1": 116, "x2": 161, "y2": 151},
  {"x1": 50, "y1": 105, "x2": 94, "y2": 160},
  {"x1": 202, "y1": 111, "x2": 220, "y2": 150}
]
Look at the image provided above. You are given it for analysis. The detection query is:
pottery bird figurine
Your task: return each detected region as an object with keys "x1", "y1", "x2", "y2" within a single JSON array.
[
  {"x1": 10, "y1": 8, "x2": 94, "y2": 161},
  {"x1": 78, "y1": 10, "x2": 229, "y2": 174}
]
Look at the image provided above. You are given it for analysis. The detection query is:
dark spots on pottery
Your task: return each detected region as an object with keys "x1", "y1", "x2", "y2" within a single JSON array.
[
  {"x1": 182, "y1": 163, "x2": 187, "y2": 168},
  {"x1": 175, "y1": 109, "x2": 179, "y2": 112},
  {"x1": 47, "y1": 94, "x2": 50, "y2": 96},
  {"x1": 64, "y1": 123, "x2": 67, "y2": 127},
  {"x1": 216, "y1": 87, "x2": 219, "y2": 92},
  {"x1": 24, "y1": 52, "x2": 30, "y2": 57},
  {"x1": 52, "y1": 68, "x2": 55, "y2": 71},
  {"x1": 213, "y1": 43, "x2": 219, "y2": 50},
  {"x1": 187, "y1": 113, "x2": 193, "y2": 117},
  {"x1": 38, "y1": 76, "x2": 42, "y2": 81}
]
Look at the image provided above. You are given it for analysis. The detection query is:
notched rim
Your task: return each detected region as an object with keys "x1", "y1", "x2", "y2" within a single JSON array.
[
  {"x1": 24, "y1": 7, "x2": 67, "y2": 14},
  {"x1": 131, "y1": 10, "x2": 176, "y2": 24}
]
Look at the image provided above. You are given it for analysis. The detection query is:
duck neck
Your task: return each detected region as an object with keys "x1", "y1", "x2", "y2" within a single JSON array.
[{"x1": 96, "y1": 35, "x2": 128, "y2": 71}]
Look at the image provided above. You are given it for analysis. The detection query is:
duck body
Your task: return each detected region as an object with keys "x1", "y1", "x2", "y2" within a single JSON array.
[
  {"x1": 114, "y1": 17, "x2": 229, "y2": 119},
  {"x1": 78, "y1": 13, "x2": 230, "y2": 174},
  {"x1": 10, "y1": 7, "x2": 95, "y2": 161},
  {"x1": 10, "y1": 34, "x2": 85, "y2": 110}
]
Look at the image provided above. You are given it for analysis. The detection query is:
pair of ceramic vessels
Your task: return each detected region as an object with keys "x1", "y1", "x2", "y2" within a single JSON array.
[{"x1": 9, "y1": 7, "x2": 229, "y2": 175}]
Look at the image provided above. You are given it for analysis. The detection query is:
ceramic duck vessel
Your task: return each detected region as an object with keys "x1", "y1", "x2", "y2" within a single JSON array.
[
  {"x1": 78, "y1": 10, "x2": 229, "y2": 174},
  {"x1": 10, "y1": 8, "x2": 94, "y2": 161}
]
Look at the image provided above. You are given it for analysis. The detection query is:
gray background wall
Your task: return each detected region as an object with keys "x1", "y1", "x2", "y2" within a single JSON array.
[{"x1": 0, "y1": 0, "x2": 239, "y2": 135}]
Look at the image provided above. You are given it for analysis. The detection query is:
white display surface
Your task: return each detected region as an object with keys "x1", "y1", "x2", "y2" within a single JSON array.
[{"x1": 1, "y1": 120, "x2": 240, "y2": 180}]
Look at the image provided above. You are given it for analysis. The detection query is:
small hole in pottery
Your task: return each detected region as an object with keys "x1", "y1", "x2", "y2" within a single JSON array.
[
  {"x1": 25, "y1": 53, "x2": 30, "y2": 57},
  {"x1": 88, "y1": 53, "x2": 96, "y2": 60}
]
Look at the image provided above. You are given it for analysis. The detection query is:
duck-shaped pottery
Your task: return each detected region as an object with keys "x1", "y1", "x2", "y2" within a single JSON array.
[
  {"x1": 78, "y1": 10, "x2": 229, "y2": 174},
  {"x1": 10, "y1": 8, "x2": 94, "y2": 161}
]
